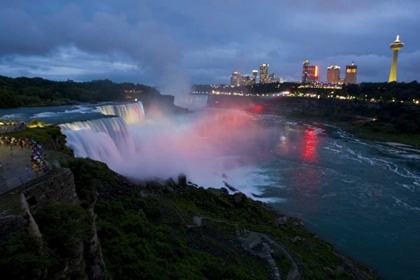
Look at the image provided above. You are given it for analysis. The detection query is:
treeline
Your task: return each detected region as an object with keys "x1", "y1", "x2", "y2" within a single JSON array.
[
  {"x1": 0, "y1": 75, "x2": 160, "y2": 108},
  {"x1": 341, "y1": 81, "x2": 420, "y2": 101},
  {"x1": 260, "y1": 96, "x2": 420, "y2": 136}
]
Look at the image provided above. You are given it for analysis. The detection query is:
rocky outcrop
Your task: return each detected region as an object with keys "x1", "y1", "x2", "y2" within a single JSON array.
[
  {"x1": 0, "y1": 214, "x2": 27, "y2": 240},
  {"x1": 23, "y1": 168, "x2": 78, "y2": 213},
  {"x1": 1, "y1": 168, "x2": 107, "y2": 280}
]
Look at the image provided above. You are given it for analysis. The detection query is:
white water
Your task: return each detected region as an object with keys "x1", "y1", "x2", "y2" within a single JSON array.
[
  {"x1": 59, "y1": 102, "x2": 279, "y2": 201},
  {"x1": 97, "y1": 101, "x2": 145, "y2": 124}
]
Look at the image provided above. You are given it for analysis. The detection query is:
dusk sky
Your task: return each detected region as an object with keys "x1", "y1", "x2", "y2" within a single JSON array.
[{"x1": 0, "y1": 0, "x2": 419, "y2": 94}]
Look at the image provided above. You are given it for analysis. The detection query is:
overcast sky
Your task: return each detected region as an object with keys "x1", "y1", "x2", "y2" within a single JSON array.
[{"x1": 0, "y1": 0, "x2": 419, "y2": 93}]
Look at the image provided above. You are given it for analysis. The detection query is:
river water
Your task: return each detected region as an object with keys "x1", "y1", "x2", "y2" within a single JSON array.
[{"x1": 1, "y1": 101, "x2": 419, "y2": 280}]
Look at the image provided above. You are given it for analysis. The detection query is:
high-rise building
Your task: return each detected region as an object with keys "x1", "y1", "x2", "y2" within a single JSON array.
[
  {"x1": 301, "y1": 60, "x2": 319, "y2": 84},
  {"x1": 268, "y1": 73, "x2": 275, "y2": 83},
  {"x1": 231, "y1": 72, "x2": 240, "y2": 86},
  {"x1": 252, "y1": 70, "x2": 258, "y2": 84},
  {"x1": 388, "y1": 35, "x2": 404, "y2": 82},
  {"x1": 260, "y1": 64, "x2": 269, "y2": 84},
  {"x1": 240, "y1": 75, "x2": 251, "y2": 85},
  {"x1": 326, "y1": 66, "x2": 340, "y2": 84},
  {"x1": 344, "y1": 62, "x2": 357, "y2": 84}
]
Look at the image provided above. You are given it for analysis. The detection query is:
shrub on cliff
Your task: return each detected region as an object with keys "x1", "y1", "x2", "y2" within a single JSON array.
[
  {"x1": 34, "y1": 202, "x2": 91, "y2": 272},
  {"x1": 68, "y1": 158, "x2": 117, "y2": 207},
  {"x1": 0, "y1": 232, "x2": 52, "y2": 279}
]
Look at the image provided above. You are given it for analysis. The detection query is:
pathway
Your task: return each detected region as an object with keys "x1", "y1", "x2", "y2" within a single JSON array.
[{"x1": 0, "y1": 145, "x2": 32, "y2": 180}]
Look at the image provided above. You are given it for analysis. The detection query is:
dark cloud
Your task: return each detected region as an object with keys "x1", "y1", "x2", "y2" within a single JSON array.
[{"x1": 0, "y1": 0, "x2": 419, "y2": 88}]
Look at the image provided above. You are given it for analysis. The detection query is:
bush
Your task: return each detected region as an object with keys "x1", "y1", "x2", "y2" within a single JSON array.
[
  {"x1": 34, "y1": 203, "x2": 90, "y2": 260},
  {"x1": 0, "y1": 232, "x2": 52, "y2": 279}
]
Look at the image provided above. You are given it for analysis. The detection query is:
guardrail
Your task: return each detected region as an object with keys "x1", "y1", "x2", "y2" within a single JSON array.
[
  {"x1": 0, "y1": 122, "x2": 27, "y2": 134},
  {"x1": 0, "y1": 161, "x2": 53, "y2": 196}
]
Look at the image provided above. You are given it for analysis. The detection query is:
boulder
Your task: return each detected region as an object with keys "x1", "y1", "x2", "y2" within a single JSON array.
[
  {"x1": 275, "y1": 216, "x2": 288, "y2": 225},
  {"x1": 208, "y1": 188, "x2": 221, "y2": 196},
  {"x1": 165, "y1": 177, "x2": 176, "y2": 188},
  {"x1": 233, "y1": 192, "x2": 247, "y2": 204},
  {"x1": 219, "y1": 187, "x2": 229, "y2": 195},
  {"x1": 290, "y1": 236, "x2": 301, "y2": 244},
  {"x1": 178, "y1": 173, "x2": 187, "y2": 186},
  {"x1": 192, "y1": 216, "x2": 202, "y2": 227}
]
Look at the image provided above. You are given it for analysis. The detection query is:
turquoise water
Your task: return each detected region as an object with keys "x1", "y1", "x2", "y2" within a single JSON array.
[
  {"x1": 251, "y1": 117, "x2": 420, "y2": 280},
  {"x1": 1, "y1": 104, "x2": 420, "y2": 279}
]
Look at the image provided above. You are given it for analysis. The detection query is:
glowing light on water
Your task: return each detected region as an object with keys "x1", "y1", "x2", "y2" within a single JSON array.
[{"x1": 302, "y1": 128, "x2": 318, "y2": 163}]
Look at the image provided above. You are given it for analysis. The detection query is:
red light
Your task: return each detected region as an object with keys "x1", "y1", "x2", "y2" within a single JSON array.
[
  {"x1": 302, "y1": 128, "x2": 318, "y2": 163},
  {"x1": 251, "y1": 104, "x2": 264, "y2": 113}
]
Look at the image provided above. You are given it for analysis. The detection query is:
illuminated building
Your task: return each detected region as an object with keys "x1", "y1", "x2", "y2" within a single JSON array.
[
  {"x1": 326, "y1": 66, "x2": 340, "y2": 84},
  {"x1": 231, "y1": 72, "x2": 240, "y2": 86},
  {"x1": 240, "y1": 75, "x2": 251, "y2": 85},
  {"x1": 252, "y1": 70, "x2": 258, "y2": 84},
  {"x1": 388, "y1": 35, "x2": 404, "y2": 82},
  {"x1": 301, "y1": 60, "x2": 319, "y2": 84},
  {"x1": 260, "y1": 64, "x2": 269, "y2": 84},
  {"x1": 344, "y1": 62, "x2": 357, "y2": 84}
]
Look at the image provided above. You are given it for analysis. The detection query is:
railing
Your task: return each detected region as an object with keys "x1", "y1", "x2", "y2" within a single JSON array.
[
  {"x1": 0, "y1": 161, "x2": 53, "y2": 196},
  {"x1": 0, "y1": 122, "x2": 27, "y2": 134}
]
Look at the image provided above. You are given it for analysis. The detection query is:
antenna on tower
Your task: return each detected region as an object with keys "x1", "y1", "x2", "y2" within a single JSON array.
[{"x1": 396, "y1": 35, "x2": 400, "y2": 42}]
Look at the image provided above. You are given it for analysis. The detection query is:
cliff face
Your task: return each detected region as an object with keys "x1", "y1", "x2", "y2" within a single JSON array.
[
  {"x1": 0, "y1": 168, "x2": 106, "y2": 280},
  {"x1": 0, "y1": 156, "x2": 382, "y2": 280}
]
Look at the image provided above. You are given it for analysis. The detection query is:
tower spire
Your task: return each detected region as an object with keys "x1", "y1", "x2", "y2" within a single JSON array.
[{"x1": 388, "y1": 35, "x2": 404, "y2": 82}]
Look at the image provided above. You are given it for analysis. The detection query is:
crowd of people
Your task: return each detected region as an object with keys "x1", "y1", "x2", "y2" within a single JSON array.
[
  {"x1": 0, "y1": 121, "x2": 26, "y2": 133},
  {"x1": 0, "y1": 134, "x2": 47, "y2": 181}
]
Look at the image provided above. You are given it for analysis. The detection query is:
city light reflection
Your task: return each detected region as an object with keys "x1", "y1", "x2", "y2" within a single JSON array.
[{"x1": 301, "y1": 128, "x2": 318, "y2": 164}]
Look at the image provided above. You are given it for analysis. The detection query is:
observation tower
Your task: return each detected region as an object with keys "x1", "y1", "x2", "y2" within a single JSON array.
[{"x1": 388, "y1": 35, "x2": 404, "y2": 82}]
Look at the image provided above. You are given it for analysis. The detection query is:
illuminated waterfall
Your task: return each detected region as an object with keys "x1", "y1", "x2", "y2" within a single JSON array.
[
  {"x1": 97, "y1": 102, "x2": 145, "y2": 124},
  {"x1": 59, "y1": 117, "x2": 136, "y2": 169}
]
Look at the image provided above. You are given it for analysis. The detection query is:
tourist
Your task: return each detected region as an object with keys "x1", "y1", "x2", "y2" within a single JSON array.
[
  {"x1": 25, "y1": 165, "x2": 31, "y2": 181},
  {"x1": 32, "y1": 162, "x2": 39, "y2": 175}
]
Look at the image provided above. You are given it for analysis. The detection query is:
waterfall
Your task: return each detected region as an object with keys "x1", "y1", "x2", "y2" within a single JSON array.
[
  {"x1": 97, "y1": 102, "x2": 145, "y2": 124},
  {"x1": 59, "y1": 117, "x2": 136, "y2": 168}
]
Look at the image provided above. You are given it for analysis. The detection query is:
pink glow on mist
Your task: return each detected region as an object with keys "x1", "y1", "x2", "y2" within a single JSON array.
[{"x1": 119, "y1": 108, "x2": 270, "y2": 186}]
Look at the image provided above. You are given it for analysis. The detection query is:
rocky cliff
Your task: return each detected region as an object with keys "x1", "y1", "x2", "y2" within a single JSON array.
[{"x1": 0, "y1": 168, "x2": 106, "y2": 280}]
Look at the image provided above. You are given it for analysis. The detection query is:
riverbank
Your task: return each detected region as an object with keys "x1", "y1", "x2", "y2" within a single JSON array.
[
  {"x1": 293, "y1": 114, "x2": 420, "y2": 147},
  {"x1": 250, "y1": 107, "x2": 420, "y2": 147}
]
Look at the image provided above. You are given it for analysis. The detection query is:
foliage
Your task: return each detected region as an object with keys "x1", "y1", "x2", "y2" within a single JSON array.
[
  {"x1": 254, "y1": 95, "x2": 420, "y2": 145},
  {"x1": 0, "y1": 75, "x2": 160, "y2": 108},
  {"x1": 95, "y1": 199, "x2": 261, "y2": 280},
  {"x1": 28, "y1": 119, "x2": 43, "y2": 127},
  {"x1": 34, "y1": 203, "x2": 91, "y2": 261},
  {"x1": 68, "y1": 158, "x2": 117, "y2": 207},
  {"x1": 0, "y1": 232, "x2": 52, "y2": 279}
]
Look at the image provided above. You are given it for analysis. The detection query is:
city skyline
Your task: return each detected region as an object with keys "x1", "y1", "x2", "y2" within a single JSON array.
[
  {"x1": 0, "y1": 1, "x2": 419, "y2": 94},
  {"x1": 228, "y1": 60, "x2": 359, "y2": 85}
]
